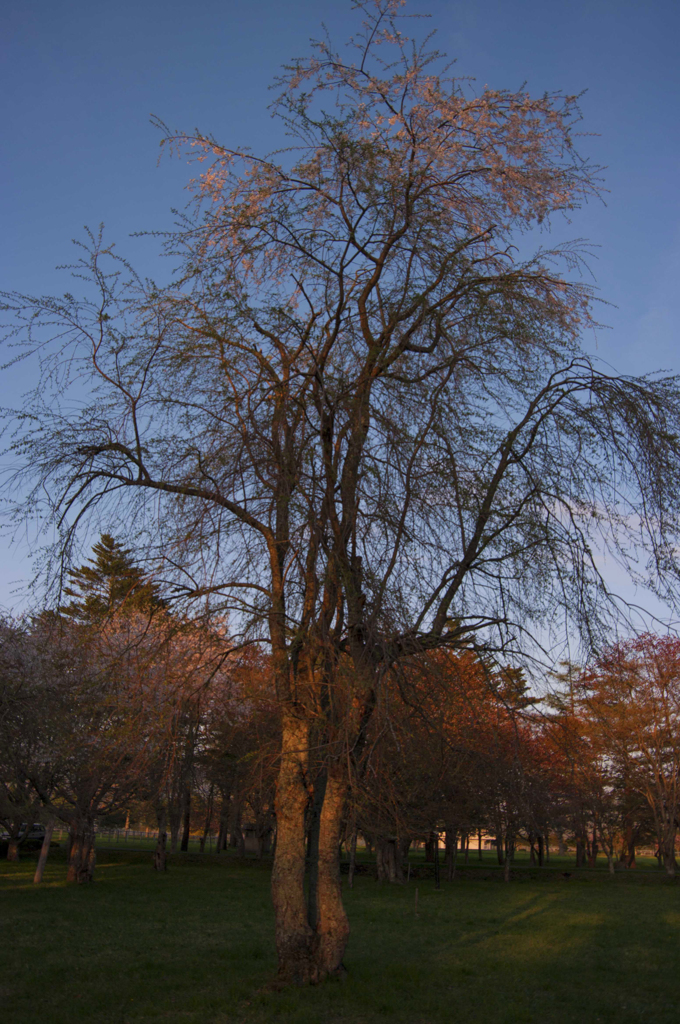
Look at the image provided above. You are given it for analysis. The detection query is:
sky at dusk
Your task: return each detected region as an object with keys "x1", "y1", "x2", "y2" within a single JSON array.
[{"x1": 2, "y1": 0, "x2": 679, "y2": 624}]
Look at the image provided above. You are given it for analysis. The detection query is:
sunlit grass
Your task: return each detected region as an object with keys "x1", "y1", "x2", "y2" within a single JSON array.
[{"x1": 2, "y1": 849, "x2": 679, "y2": 1023}]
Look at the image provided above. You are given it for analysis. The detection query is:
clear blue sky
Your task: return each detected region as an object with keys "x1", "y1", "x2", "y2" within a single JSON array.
[{"x1": 2, "y1": 0, "x2": 679, "y2": 618}]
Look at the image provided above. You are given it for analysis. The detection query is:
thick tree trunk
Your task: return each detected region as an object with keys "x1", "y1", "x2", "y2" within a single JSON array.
[
  {"x1": 67, "y1": 820, "x2": 96, "y2": 883},
  {"x1": 33, "y1": 821, "x2": 54, "y2": 883},
  {"x1": 537, "y1": 834, "x2": 544, "y2": 866},
  {"x1": 154, "y1": 807, "x2": 168, "y2": 872},
  {"x1": 6, "y1": 838, "x2": 19, "y2": 861},
  {"x1": 375, "y1": 837, "x2": 403, "y2": 883},
  {"x1": 313, "y1": 770, "x2": 350, "y2": 977},
  {"x1": 271, "y1": 713, "x2": 316, "y2": 984}
]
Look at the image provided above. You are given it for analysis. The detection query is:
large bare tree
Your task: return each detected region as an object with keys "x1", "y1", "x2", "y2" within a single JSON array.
[{"x1": 4, "y1": 0, "x2": 680, "y2": 981}]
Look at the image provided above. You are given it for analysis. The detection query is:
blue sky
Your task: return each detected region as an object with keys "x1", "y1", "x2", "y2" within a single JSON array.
[{"x1": 2, "y1": 0, "x2": 679, "y2": 618}]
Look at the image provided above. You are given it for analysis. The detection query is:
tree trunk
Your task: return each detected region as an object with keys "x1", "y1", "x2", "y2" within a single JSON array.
[
  {"x1": 348, "y1": 829, "x2": 357, "y2": 889},
  {"x1": 6, "y1": 838, "x2": 19, "y2": 861},
  {"x1": 434, "y1": 832, "x2": 441, "y2": 889},
  {"x1": 180, "y1": 784, "x2": 191, "y2": 852},
  {"x1": 33, "y1": 821, "x2": 54, "y2": 883},
  {"x1": 168, "y1": 793, "x2": 181, "y2": 854},
  {"x1": 271, "y1": 713, "x2": 316, "y2": 984},
  {"x1": 445, "y1": 828, "x2": 458, "y2": 881},
  {"x1": 478, "y1": 828, "x2": 483, "y2": 860},
  {"x1": 624, "y1": 826, "x2": 636, "y2": 868},
  {"x1": 588, "y1": 827, "x2": 599, "y2": 868},
  {"x1": 229, "y1": 798, "x2": 245, "y2": 855},
  {"x1": 154, "y1": 806, "x2": 168, "y2": 872},
  {"x1": 425, "y1": 832, "x2": 436, "y2": 862},
  {"x1": 199, "y1": 784, "x2": 214, "y2": 854},
  {"x1": 503, "y1": 831, "x2": 514, "y2": 882},
  {"x1": 399, "y1": 837, "x2": 411, "y2": 877},
  {"x1": 375, "y1": 837, "x2": 404, "y2": 883},
  {"x1": 313, "y1": 769, "x2": 350, "y2": 977},
  {"x1": 537, "y1": 834, "x2": 544, "y2": 866},
  {"x1": 663, "y1": 828, "x2": 677, "y2": 877},
  {"x1": 67, "y1": 820, "x2": 96, "y2": 883}
]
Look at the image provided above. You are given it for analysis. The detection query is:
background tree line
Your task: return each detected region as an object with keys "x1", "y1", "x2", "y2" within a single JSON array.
[{"x1": 2, "y1": 535, "x2": 678, "y2": 891}]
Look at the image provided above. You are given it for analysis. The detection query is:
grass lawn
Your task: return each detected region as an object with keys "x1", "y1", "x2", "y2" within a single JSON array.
[{"x1": 2, "y1": 849, "x2": 679, "y2": 1024}]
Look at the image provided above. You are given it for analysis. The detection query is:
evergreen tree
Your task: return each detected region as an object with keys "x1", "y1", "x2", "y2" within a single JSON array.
[{"x1": 61, "y1": 534, "x2": 165, "y2": 621}]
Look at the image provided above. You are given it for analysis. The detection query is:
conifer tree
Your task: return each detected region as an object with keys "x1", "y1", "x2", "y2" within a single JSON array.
[{"x1": 61, "y1": 534, "x2": 165, "y2": 621}]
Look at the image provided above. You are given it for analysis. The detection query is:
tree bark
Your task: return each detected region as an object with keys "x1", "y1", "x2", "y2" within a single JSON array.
[
  {"x1": 271, "y1": 713, "x2": 316, "y2": 984},
  {"x1": 313, "y1": 770, "x2": 350, "y2": 977},
  {"x1": 6, "y1": 838, "x2": 19, "y2": 861},
  {"x1": 154, "y1": 806, "x2": 168, "y2": 872},
  {"x1": 33, "y1": 821, "x2": 54, "y2": 883},
  {"x1": 180, "y1": 784, "x2": 191, "y2": 852},
  {"x1": 348, "y1": 829, "x2": 357, "y2": 889},
  {"x1": 199, "y1": 784, "x2": 214, "y2": 854},
  {"x1": 169, "y1": 793, "x2": 181, "y2": 854},
  {"x1": 445, "y1": 828, "x2": 458, "y2": 881},
  {"x1": 663, "y1": 834, "x2": 677, "y2": 878},
  {"x1": 67, "y1": 820, "x2": 96, "y2": 883},
  {"x1": 624, "y1": 826, "x2": 636, "y2": 868},
  {"x1": 503, "y1": 830, "x2": 514, "y2": 882}
]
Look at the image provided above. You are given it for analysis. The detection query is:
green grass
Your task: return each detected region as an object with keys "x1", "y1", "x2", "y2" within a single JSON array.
[{"x1": 2, "y1": 849, "x2": 680, "y2": 1024}]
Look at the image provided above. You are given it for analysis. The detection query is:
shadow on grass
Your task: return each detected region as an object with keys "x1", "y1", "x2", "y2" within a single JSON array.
[{"x1": 1, "y1": 853, "x2": 679, "y2": 1024}]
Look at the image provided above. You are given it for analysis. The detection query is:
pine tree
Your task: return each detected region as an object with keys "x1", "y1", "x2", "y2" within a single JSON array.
[{"x1": 61, "y1": 534, "x2": 165, "y2": 621}]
